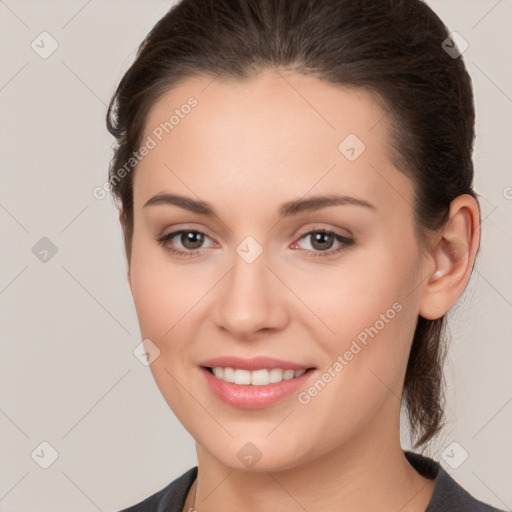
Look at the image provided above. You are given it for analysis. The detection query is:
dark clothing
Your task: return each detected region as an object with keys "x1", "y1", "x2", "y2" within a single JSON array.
[{"x1": 119, "y1": 450, "x2": 507, "y2": 511}]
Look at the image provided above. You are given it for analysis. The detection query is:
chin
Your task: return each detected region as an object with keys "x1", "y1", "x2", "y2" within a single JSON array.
[{"x1": 199, "y1": 436, "x2": 314, "y2": 473}]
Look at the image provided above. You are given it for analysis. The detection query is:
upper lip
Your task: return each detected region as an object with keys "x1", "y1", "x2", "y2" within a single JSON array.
[{"x1": 199, "y1": 356, "x2": 313, "y2": 371}]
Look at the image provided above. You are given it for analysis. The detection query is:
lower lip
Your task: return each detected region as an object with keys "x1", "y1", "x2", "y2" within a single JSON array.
[{"x1": 201, "y1": 367, "x2": 315, "y2": 409}]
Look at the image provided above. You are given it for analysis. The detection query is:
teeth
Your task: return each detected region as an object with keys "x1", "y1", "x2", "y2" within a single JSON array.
[
  {"x1": 251, "y1": 369, "x2": 269, "y2": 386},
  {"x1": 223, "y1": 367, "x2": 235, "y2": 382},
  {"x1": 283, "y1": 369, "x2": 295, "y2": 380},
  {"x1": 269, "y1": 368, "x2": 284, "y2": 383},
  {"x1": 211, "y1": 367, "x2": 307, "y2": 385},
  {"x1": 234, "y1": 369, "x2": 251, "y2": 385}
]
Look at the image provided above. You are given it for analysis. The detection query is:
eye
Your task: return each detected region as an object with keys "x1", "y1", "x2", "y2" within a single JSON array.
[
  {"x1": 156, "y1": 229, "x2": 216, "y2": 257},
  {"x1": 156, "y1": 227, "x2": 355, "y2": 259},
  {"x1": 291, "y1": 229, "x2": 355, "y2": 258}
]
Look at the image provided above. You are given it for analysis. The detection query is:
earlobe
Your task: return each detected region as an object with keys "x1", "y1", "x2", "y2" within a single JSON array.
[{"x1": 419, "y1": 194, "x2": 480, "y2": 320}]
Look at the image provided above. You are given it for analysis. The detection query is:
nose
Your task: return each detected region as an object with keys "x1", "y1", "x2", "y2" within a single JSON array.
[{"x1": 213, "y1": 245, "x2": 290, "y2": 340}]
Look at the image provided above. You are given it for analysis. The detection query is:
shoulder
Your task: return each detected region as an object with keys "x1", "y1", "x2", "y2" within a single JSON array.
[
  {"x1": 117, "y1": 466, "x2": 197, "y2": 512},
  {"x1": 404, "y1": 451, "x2": 507, "y2": 512}
]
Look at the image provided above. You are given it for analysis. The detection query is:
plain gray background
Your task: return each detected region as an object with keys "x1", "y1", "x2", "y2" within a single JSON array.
[{"x1": 0, "y1": 1, "x2": 511, "y2": 511}]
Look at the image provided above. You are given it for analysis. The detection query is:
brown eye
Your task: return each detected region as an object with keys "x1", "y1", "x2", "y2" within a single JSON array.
[
  {"x1": 309, "y1": 231, "x2": 336, "y2": 251},
  {"x1": 157, "y1": 229, "x2": 216, "y2": 257},
  {"x1": 293, "y1": 229, "x2": 355, "y2": 259},
  {"x1": 179, "y1": 231, "x2": 205, "y2": 250}
]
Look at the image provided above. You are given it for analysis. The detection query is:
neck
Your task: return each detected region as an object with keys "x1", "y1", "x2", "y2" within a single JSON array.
[{"x1": 185, "y1": 409, "x2": 435, "y2": 512}]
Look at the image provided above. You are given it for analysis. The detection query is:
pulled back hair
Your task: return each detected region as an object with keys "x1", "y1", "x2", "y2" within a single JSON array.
[{"x1": 106, "y1": 0, "x2": 477, "y2": 449}]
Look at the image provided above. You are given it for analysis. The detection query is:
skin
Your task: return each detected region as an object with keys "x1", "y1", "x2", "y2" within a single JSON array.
[{"x1": 122, "y1": 68, "x2": 480, "y2": 512}]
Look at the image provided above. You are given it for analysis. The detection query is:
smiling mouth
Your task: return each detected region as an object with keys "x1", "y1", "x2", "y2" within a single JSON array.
[{"x1": 204, "y1": 366, "x2": 315, "y2": 386}]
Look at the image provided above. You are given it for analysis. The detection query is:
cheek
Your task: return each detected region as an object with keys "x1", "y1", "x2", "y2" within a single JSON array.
[
  {"x1": 130, "y1": 232, "x2": 213, "y2": 341},
  {"x1": 286, "y1": 253, "x2": 420, "y2": 453},
  {"x1": 291, "y1": 246, "x2": 419, "y2": 351},
  {"x1": 127, "y1": 240, "x2": 207, "y2": 422},
  {"x1": 296, "y1": 243, "x2": 422, "y2": 405},
  {"x1": 129, "y1": 237, "x2": 207, "y2": 341}
]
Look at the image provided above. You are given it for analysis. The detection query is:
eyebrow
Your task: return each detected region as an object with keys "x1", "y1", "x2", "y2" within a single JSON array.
[{"x1": 143, "y1": 192, "x2": 376, "y2": 217}]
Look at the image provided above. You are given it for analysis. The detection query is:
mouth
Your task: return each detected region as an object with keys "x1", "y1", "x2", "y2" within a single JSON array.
[
  {"x1": 203, "y1": 366, "x2": 313, "y2": 385},
  {"x1": 198, "y1": 357, "x2": 317, "y2": 409}
]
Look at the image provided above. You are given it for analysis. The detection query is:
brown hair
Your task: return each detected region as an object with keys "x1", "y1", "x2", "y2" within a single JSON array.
[{"x1": 106, "y1": 0, "x2": 477, "y2": 449}]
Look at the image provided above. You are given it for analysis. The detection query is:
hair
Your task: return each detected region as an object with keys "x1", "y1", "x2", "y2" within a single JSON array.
[{"x1": 106, "y1": 0, "x2": 477, "y2": 450}]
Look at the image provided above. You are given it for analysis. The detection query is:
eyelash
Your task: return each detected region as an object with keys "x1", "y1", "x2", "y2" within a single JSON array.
[
  {"x1": 295, "y1": 229, "x2": 355, "y2": 258},
  {"x1": 156, "y1": 228, "x2": 355, "y2": 259}
]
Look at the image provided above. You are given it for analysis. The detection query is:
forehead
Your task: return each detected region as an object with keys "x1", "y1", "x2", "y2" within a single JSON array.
[{"x1": 134, "y1": 68, "x2": 413, "y2": 215}]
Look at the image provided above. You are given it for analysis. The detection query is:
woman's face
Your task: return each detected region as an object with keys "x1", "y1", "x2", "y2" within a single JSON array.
[{"x1": 127, "y1": 69, "x2": 434, "y2": 471}]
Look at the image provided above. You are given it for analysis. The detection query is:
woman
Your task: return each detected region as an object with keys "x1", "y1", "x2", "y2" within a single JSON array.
[{"x1": 106, "y1": 0, "x2": 505, "y2": 511}]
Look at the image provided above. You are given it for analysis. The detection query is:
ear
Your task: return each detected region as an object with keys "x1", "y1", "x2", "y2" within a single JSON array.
[
  {"x1": 118, "y1": 210, "x2": 132, "y2": 290},
  {"x1": 418, "y1": 194, "x2": 480, "y2": 320}
]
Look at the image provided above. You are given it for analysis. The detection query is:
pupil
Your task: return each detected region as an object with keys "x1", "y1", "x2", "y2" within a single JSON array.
[
  {"x1": 312, "y1": 232, "x2": 333, "y2": 251},
  {"x1": 182, "y1": 231, "x2": 204, "y2": 249}
]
